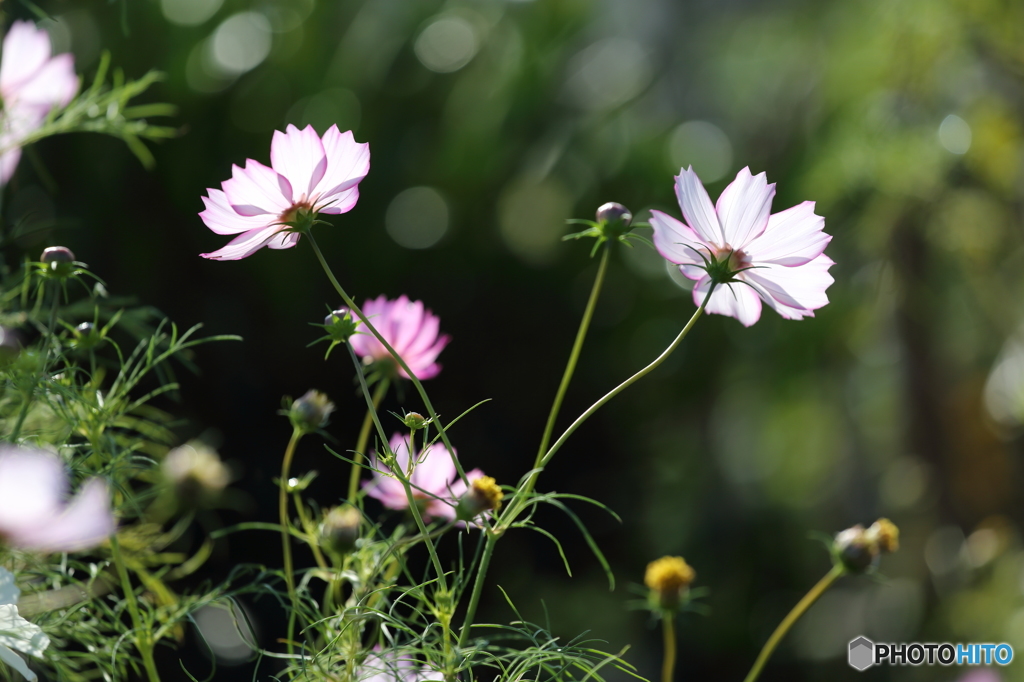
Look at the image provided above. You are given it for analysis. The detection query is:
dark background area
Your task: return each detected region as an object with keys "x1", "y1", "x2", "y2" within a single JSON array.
[{"x1": 6, "y1": 0, "x2": 1024, "y2": 680}]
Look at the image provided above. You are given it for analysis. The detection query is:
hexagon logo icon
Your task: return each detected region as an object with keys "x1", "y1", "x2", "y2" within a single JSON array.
[{"x1": 848, "y1": 636, "x2": 874, "y2": 671}]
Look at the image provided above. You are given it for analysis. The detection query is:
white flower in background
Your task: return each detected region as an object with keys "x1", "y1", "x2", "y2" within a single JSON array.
[
  {"x1": 0, "y1": 21, "x2": 79, "y2": 185},
  {"x1": 0, "y1": 568, "x2": 49, "y2": 682},
  {"x1": 0, "y1": 445, "x2": 115, "y2": 553}
]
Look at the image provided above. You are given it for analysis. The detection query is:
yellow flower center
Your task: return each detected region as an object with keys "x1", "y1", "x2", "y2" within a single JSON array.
[
  {"x1": 471, "y1": 476, "x2": 503, "y2": 511},
  {"x1": 644, "y1": 556, "x2": 695, "y2": 595}
]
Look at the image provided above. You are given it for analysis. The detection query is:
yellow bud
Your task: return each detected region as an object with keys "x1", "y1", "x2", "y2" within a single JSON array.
[{"x1": 645, "y1": 556, "x2": 695, "y2": 610}]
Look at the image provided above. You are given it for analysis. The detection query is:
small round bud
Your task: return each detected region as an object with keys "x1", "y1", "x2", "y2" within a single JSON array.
[
  {"x1": 288, "y1": 390, "x2": 335, "y2": 434},
  {"x1": 320, "y1": 505, "x2": 362, "y2": 555},
  {"x1": 834, "y1": 525, "x2": 876, "y2": 573},
  {"x1": 595, "y1": 202, "x2": 632, "y2": 228},
  {"x1": 74, "y1": 322, "x2": 103, "y2": 350},
  {"x1": 645, "y1": 556, "x2": 695, "y2": 611},
  {"x1": 324, "y1": 308, "x2": 359, "y2": 342},
  {"x1": 41, "y1": 246, "x2": 75, "y2": 265},
  {"x1": 40, "y1": 246, "x2": 78, "y2": 279},
  {"x1": 162, "y1": 442, "x2": 231, "y2": 507},
  {"x1": 402, "y1": 412, "x2": 429, "y2": 431},
  {"x1": 455, "y1": 476, "x2": 503, "y2": 521},
  {"x1": 866, "y1": 518, "x2": 899, "y2": 554}
]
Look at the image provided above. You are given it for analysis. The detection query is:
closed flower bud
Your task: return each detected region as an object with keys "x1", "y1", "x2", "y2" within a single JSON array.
[
  {"x1": 833, "y1": 518, "x2": 899, "y2": 573},
  {"x1": 40, "y1": 246, "x2": 78, "y2": 278},
  {"x1": 595, "y1": 202, "x2": 632, "y2": 228},
  {"x1": 645, "y1": 556, "x2": 695, "y2": 611},
  {"x1": 401, "y1": 412, "x2": 429, "y2": 431},
  {"x1": 320, "y1": 505, "x2": 362, "y2": 555},
  {"x1": 866, "y1": 518, "x2": 899, "y2": 554},
  {"x1": 455, "y1": 476, "x2": 503, "y2": 522},
  {"x1": 74, "y1": 322, "x2": 103, "y2": 349},
  {"x1": 324, "y1": 308, "x2": 359, "y2": 342},
  {"x1": 162, "y1": 442, "x2": 231, "y2": 506},
  {"x1": 289, "y1": 390, "x2": 335, "y2": 434}
]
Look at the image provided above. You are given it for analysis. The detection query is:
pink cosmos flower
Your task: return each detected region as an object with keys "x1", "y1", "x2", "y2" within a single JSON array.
[
  {"x1": 364, "y1": 432, "x2": 484, "y2": 523},
  {"x1": 0, "y1": 445, "x2": 114, "y2": 552},
  {"x1": 0, "y1": 21, "x2": 79, "y2": 185},
  {"x1": 199, "y1": 124, "x2": 370, "y2": 260},
  {"x1": 350, "y1": 295, "x2": 450, "y2": 380},
  {"x1": 651, "y1": 166, "x2": 834, "y2": 327}
]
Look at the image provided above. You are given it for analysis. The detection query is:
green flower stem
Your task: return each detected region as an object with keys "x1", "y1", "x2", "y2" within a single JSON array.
[
  {"x1": 742, "y1": 564, "x2": 845, "y2": 682},
  {"x1": 307, "y1": 233, "x2": 467, "y2": 482},
  {"x1": 348, "y1": 377, "x2": 390, "y2": 503},
  {"x1": 457, "y1": 532, "x2": 496, "y2": 648},
  {"x1": 500, "y1": 283, "x2": 717, "y2": 528},
  {"x1": 535, "y1": 242, "x2": 610, "y2": 469},
  {"x1": 290, "y1": 490, "x2": 328, "y2": 571},
  {"x1": 279, "y1": 428, "x2": 304, "y2": 662},
  {"x1": 110, "y1": 534, "x2": 161, "y2": 682},
  {"x1": 661, "y1": 612, "x2": 676, "y2": 682}
]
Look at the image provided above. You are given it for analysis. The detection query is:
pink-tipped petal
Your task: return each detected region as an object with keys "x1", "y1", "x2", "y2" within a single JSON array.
[
  {"x1": 315, "y1": 125, "x2": 370, "y2": 206},
  {"x1": 199, "y1": 189, "x2": 269, "y2": 235},
  {"x1": 742, "y1": 254, "x2": 834, "y2": 317},
  {"x1": 650, "y1": 209, "x2": 709, "y2": 270},
  {"x1": 744, "y1": 201, "x2": 830, "y2": 266},
  {"x1": 200, "y1": 224, "x2": 280, "y2": 260},
  {"x1": 0, "y1": 448, "x2": 65, "y2": 533},
  {"x1": 271, "y1": 124, "x2": 328, "y2": 200},
  {"x1": 674, "y1": 166, "x2": 723, "y2": 244},
  {"x1": 9, "y1": 479, "x2": 114, "y2": 552},
  {"x1": 221, "y1": 160, "x2": 292, "y2": 216},
  {"x1": 715, "y1": 167, "x2": 775, "y2": 248},
  {"x1": 0, "y1": 22, "x2": 51, "y2": 96},
  {"x1": 693, "y1": 277, "x2": 763, "y2": 327},
  {"x1": 410, "y1": 444, "x2": 457, "y2": 497}
]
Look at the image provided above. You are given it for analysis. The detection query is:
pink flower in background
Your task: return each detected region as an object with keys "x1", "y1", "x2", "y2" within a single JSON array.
[
  {"x1": 351, "y1": 295, "x2": 450, "y2": 380},
  {"x1": 651, "y1": 166, "x2": 834, "y2": 327},
  {"x1": 199, "y1": 124, "x2": 370, "y2": 260},
  {"x1": 0, "y1": 21, "x2": 79, "y2": 185},
  {"x1": 364, "y1": 432, "x2": 484, "y2": 523},
  {"x1": 0, "y1": 445, "x2": 114, "y2": 552}
]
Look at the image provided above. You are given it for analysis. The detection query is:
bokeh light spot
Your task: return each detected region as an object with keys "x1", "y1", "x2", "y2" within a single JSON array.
[
  {"x1": 285, "y1": 88, "x2": 362, "y2": 134},
  {"x1": 385, "y1": 187, "x2": 450, "y2": 250},
  {"x1": 414, "y1": 16, "x2": 479, "y2": 73},
  {"x1": 210, "y1": 12, "x2": 273, "y2": 76},
  {"x1": 498, "y1": 178, "x2": 572, "y2": 265},
  {"x1": 938, "y1": 114, "x2": 972, "y2": 154},
  {"x1": 161, "y1": 0, "x2": 225, "y2": 26},
  {"x1": 668, "y1": 121, "x2": 733, "y2": 183},
  {"x1": 565, "y1": 38, "x2": 651, "y2": 111}
]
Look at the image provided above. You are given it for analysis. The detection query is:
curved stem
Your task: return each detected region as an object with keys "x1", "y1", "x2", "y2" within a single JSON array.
[
  {"x1": 457, "y1": 532, "x2": 496, "y2": 648},
  {"x1": 500, "y1": 283, "x2": 716, "y2": 528},
  {"x1": 348, "y1": 378, "x2": 390, "y2": 502},
  {"x1": 306, "y1": 233, "x2": 466, "y2": 482},
  {"x1": 661, "y1": 612, "x2": 676, "y2": 682},
  {"x1": 534, "y1": 243, "x2": 610, "y2": 469},
  {"x1": 742, "y1": 564, "x2": 844, "y2": 682},
  {"x1": 279, "y1": 428, "x2": 303, "y2": 661}
]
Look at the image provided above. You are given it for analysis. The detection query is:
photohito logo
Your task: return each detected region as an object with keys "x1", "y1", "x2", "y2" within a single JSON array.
[{"x1": 848, "y1": 636, "x2": 1013, "y2": 671}]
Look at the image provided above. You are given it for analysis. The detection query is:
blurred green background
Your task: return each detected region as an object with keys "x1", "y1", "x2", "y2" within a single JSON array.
[{"x1": 7, "y1": 0, "x2": 1024, "y2": 680}]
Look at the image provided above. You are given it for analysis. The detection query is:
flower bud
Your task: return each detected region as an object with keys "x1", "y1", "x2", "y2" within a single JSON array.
[
  {"x1": 595, "y1": 202, "x2": 633, "y2": 228},
  {"x1": 455, "y1": 476, "x2": 503, "y2": 522},
  {"x1": 74, "y1": 322, "x2": 103, "y2": 350},
  {"x1": 40, "y1": 246, "x2": 77, "y2": 278},
  {"x1": 401, "y1": 412, "x2": 429, "y2": 431},
  {"x1": 288, "y1": 390, "x2": 335, "y2": 434},
  {"x1": 324, "y1": 308, "x2": 359, "y2": 342},
  {"x1": 833, "y1": 518, "x2": 900, "y2": 573},
  {"x1": 645, "y1": 556, "x2": 695, "y2": 611},
  {"x1": 162, "y1": 442, "x2": 231, "y2": 506},
  {"x1": 320, "y1": 505, "x2": 362, "y2": 555}
]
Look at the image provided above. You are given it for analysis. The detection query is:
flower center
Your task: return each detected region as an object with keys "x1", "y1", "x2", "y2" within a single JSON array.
[
  {"x1": 278, "y1": 200, "x2": 316, "y2": 229},
  {"x1": 713, "y1": 244, "x2": 751, "y2": 272}
]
